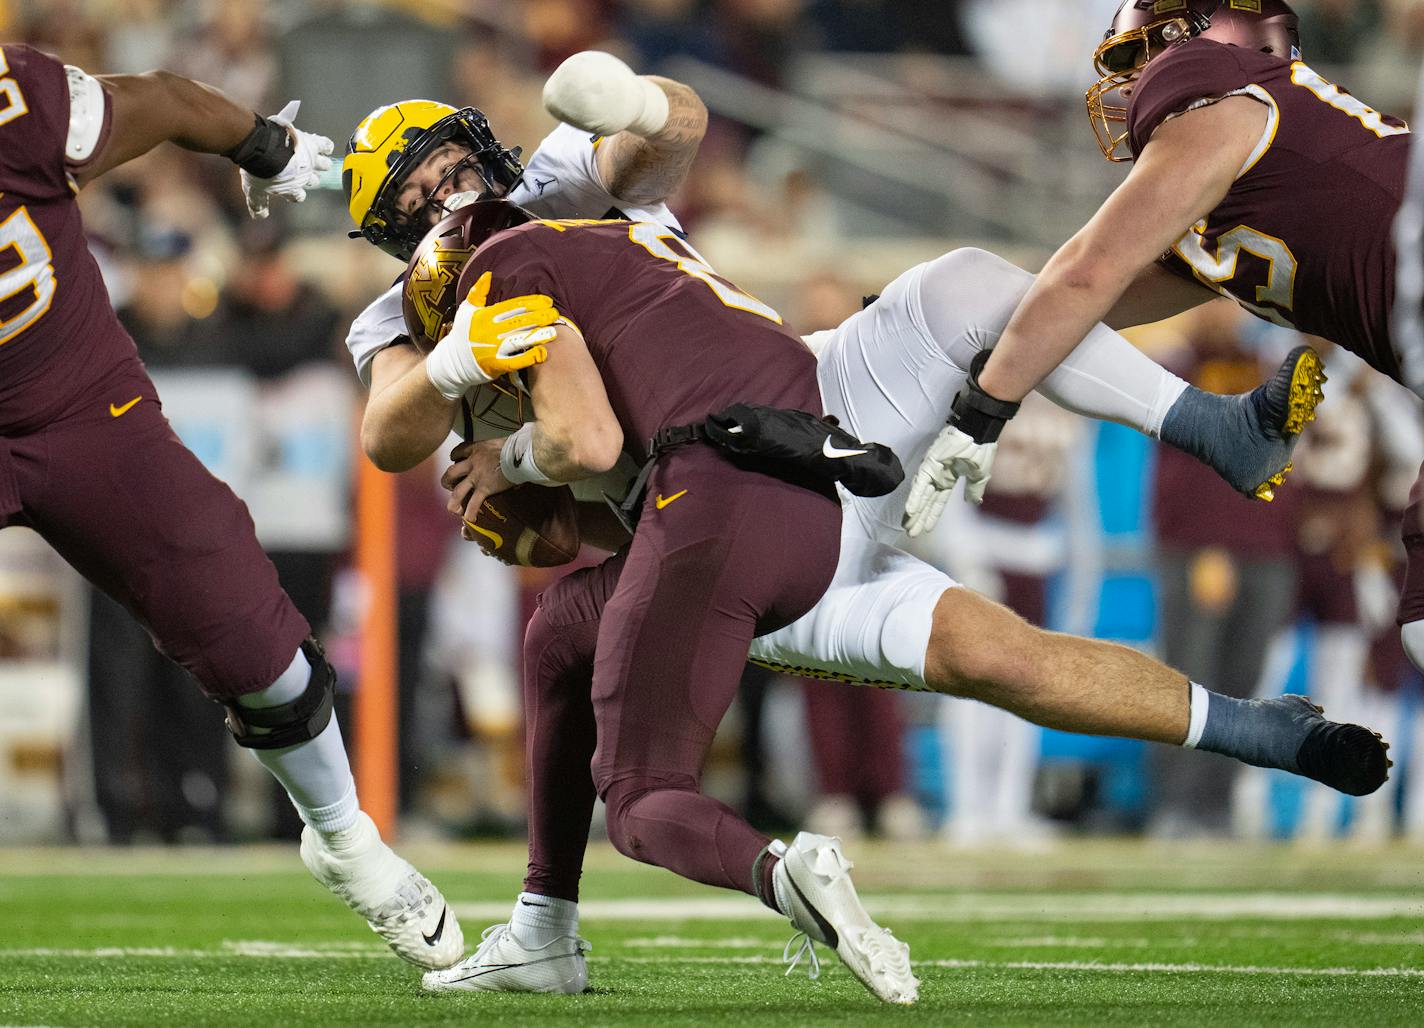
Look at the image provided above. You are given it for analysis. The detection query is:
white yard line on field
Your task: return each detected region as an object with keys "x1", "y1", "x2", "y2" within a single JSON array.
[
  {"x1": 451, "y1": 892, "x2": 1424, "y2": 922},
  {"x1": 2, "y1": 944, "x2": 1420, "y2": 979},
  {"x1": 617, "y1": 955, "x2": 1424, "y2": 978}
]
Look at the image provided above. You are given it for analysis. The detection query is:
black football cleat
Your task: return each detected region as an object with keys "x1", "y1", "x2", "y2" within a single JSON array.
[{"x1": 1291, "y1": 697, "x2": 1393, "y2": 797}]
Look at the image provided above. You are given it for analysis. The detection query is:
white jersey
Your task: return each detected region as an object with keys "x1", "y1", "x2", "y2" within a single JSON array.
[{"x1": 345, "y1": 123, "x2": 682, "y2": 387}]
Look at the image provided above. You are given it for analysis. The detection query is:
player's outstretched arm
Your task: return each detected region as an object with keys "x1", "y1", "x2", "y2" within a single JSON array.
[
  {"x1": 73, "y1": 69, "x2": 332, "y2": 216},
  {"x1": 903, "y1": 96, "x2": 1267, "y2": 536},
  {"x1": 543, "y1": 51, "x2": 708, "y2": 206},
  {"x1": 973, "y1": 95, "x2": 1268, "y2": 405}
]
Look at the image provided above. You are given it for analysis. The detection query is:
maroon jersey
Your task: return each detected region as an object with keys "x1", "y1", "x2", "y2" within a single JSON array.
[
  {"x1": 0, "y1": 44, "x2": 122, "y2": 432},
  {"x1": 1127, "y1": 39, "x2": 1410, "y2": 379},
  {"x1": 464, "y1": 219, "x2": 822, "y2": 452}
]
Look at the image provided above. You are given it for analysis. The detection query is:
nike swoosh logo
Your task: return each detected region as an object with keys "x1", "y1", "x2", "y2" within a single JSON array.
[
  {"x1": 511, "y1": 451, "x2": 524, "y2": 468},
  {"x1": 822, "y1": 436, "x2": 868, "y2": 459},
  {"x1": 655, "y1": 490, "x2": 688, "y2": 509},
  {"x1": 422, "y1": 905, "x2": 448, "y2": 947},
  {"x1": 464, "y1": 519, "x2": 504, "y2": 550},
  {"x1": 519, "y1": 899, "x2": 548, "y2": 907},
  {"x1": 109, "y1": 396, "x2": 142, "y2": 417},
  {"x1": 787, "y1": 874, "x2": 839, "y2": 950}
]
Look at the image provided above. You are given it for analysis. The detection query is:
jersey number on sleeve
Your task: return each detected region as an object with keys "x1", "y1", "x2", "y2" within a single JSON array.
[
  {"x1": 1172, "y1": 221, "x2": 1298, "y2": 327},
  {"x1": 1290, "y1": 64, "x2": 1409, "y2": 140},
  {"x1": 0, "y1": 49, "x2": 30, "y2": 127},
  {"x1": 626, "y1": 222, "x2": 783, "y2": 324},
  {"x1": 0, "y1": 207, "x2": 58, "y2": 345}
]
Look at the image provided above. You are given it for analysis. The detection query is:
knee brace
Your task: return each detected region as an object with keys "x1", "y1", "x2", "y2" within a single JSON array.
[{"x1": 222, "y1": 637, "x2": 335, "y2": 750}]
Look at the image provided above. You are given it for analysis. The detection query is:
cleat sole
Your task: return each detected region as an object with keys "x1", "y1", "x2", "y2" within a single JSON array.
[{"x1": 1283, "y1": 347, "x2": 1327, "y2": 436}]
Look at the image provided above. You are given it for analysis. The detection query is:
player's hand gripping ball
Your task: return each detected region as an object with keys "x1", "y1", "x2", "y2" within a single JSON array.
[{"x1": 443, "y1": 440, "x2": 580, "y2": 567}]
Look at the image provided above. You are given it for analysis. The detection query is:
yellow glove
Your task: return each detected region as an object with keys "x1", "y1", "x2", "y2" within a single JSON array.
[{"x1": 425, "y1": 271, "x2": 562, "y2": 400}]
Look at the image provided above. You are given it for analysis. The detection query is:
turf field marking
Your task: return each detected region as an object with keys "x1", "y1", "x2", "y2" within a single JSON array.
[
  {"x1": 3, "y1": 946, "x2": 1420, "y2": 979},
  {"x1": 623, "y1": 936, "x2": 772, "y2": 949},
  {"x1": 453, "y1": 892, "x2": 1424, "y2": 922},
  {"x1": 0, "y1": 942, "x2": 389, "y2": 960},
  {"x1": 617, "y1": 956, "x2": 1424, "y2": 978}
]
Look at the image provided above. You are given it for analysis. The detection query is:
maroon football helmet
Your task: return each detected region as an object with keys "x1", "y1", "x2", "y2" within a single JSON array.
[
  {"x1": 1087, "y1": 0, "x2": 1302, "y2": 162},
  {"x1": 402, "y1": 198, "x2": 539, "y2": 429}
]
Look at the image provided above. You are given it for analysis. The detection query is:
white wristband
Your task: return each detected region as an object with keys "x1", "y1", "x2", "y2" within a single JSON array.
[
  {"x1": 425, "y1": 330, "x2": 478, "y2": 401},
  {"x1": 626, "y1": 77, "x2": 671, "y2": 136},
  {"x1": 500, "y1": 424, "x2": 556, "y2": 485}
]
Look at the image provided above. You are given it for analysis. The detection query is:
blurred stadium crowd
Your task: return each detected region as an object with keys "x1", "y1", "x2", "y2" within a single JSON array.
[{"x1": 2, "y1": 0, "x2": 1424, "y2": 848}]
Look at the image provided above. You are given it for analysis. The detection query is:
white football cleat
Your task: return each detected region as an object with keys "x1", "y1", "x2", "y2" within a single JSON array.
[
  {"x1": 773, "y1": 832, "x2": 918, "y2": 1005},
  {"x1": 299, "y1": 811, "x2": 463, "y2": 969},
  {"x1": 422, "y1": 922, "x2": 590, "y2": 994}
]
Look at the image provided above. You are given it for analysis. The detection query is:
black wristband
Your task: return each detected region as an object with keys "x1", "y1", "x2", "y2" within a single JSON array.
[
  {"x1": 224, "y1": 113, "x2": 294, "y2": 178},
  {"x1": 948, "y1": 348, "x2": 1021, "y2": 444}
]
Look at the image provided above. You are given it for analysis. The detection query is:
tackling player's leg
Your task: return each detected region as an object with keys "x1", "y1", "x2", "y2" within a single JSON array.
[
  {"x1": 922, "y1": 586, "x2": 1390, "y2": 796},
  {"x1": 824, "y1": 247, "x2": 1321, "y2": 511},
  {"x1": 13, "y1": 369, "x2": 461, "y2": 969}
]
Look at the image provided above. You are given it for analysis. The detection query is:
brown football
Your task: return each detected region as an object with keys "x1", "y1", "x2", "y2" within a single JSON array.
[{"x1": 464, "y1": 483, "x2": 581, "y2": 567}]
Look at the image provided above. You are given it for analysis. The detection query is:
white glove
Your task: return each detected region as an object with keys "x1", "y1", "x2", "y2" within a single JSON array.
[
  {"x1": 902, "y1": 424, "x2": 997, "y2": 537},
  {"x1": 425, "y1": 272, "x2": 560, "y2": 400},
  {"x1": 542, "y1": 51, "x2": 670, "y2": 137},
  {"x1": 240, "y1": 101, "x2": 335, "y2": 219}
]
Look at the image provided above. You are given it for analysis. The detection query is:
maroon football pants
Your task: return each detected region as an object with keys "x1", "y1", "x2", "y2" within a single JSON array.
[
  {"x1": 0, "y1": 356, "x2": 309, "y2": 699},
  {"x1": 522, "y1": 444, "x2": 840, "y2": 900}
]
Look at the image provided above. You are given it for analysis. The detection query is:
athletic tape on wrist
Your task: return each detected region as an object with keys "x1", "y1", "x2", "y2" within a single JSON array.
[
  {"x1": 225, "y1": 114, "x2": 295, "y2": 178},
  {"x1": 951, "y1": 348, "x2": 1021, "y2": 444},
  {"x1": 628, "y1": 78, "x2": 671, "y2": 136},
  {"x1": 500, "y1": 423, "x2": 556, "y2": 485}
]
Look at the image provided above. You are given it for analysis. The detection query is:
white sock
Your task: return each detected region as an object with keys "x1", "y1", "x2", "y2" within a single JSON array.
[
  {"x1": 1182, "y1": 682, "x2": 1210, "y2": 749},
  {"x1": 1039, "y1": 321, "x2": 1188, "y2": 439},
  {"x1": 509, "y1": 892, "x2": 579, "y2": 947},
  {"x1": 914, "y1": 248, "x2": 1186, "y2": 438},
  {"x1": 235, "y1": 647, "x2": 360, "y2": 835}
]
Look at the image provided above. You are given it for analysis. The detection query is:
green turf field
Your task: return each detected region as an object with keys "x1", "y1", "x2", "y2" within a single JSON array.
[{"x1": 1, "y1": 839, "x2": 1422, "y2": 1026}]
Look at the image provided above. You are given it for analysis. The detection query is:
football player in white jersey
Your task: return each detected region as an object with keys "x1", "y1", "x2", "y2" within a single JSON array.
[{"x1": 341, "y1": 51, "x2": 1389, "y2": 993}]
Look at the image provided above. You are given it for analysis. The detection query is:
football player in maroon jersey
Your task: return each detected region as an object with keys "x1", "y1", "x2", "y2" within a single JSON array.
[
  {"x1": 0, "y1": 44, "x2": 468, "y2": 968},
  {"x1": 371, "y1": 198, "x2": 919, "y2": 1004},
  {"x1": 907, "y1": 1, "x2": 1424, "y2": 678}
]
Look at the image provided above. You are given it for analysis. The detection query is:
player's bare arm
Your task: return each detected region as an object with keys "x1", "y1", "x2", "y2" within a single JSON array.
[
  {"x1": 543, "y1": 51, "x2": 708, "y2": 206},
  {"x1": 362, "y1": 343, "x2": 460, "y2": 472},
  {"x1": 77, "y1": 72, "x2": 260, "y2": 182},
  {"x1": 71, "y1": 67, "x2": 333, "y2": 216},
  {"x1": 594, "y1": 77, "x2": 707, "y2": 205},
  {"x1": 976, "y1": 95, "x2": 1268, "y2": 404}
]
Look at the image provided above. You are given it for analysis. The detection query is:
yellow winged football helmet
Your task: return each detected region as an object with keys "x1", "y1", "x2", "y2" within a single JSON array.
[{"x1": 343, "y1": 100, "x2": 525, "y2": 261}]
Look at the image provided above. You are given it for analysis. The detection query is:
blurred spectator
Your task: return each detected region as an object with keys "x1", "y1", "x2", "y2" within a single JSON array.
[
  {"x1": 1149, "y1": 303, "x2": 1301, "y2": 839},
  {"x1": 201, "y1": 220, "x2": 343, "y2": 376},
  {"x1": 172, "y1": 0, "x2": 277, "y2": 111},
  {"x1": 802, "y1": 679, "x2": 926, "y2": 840}
]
